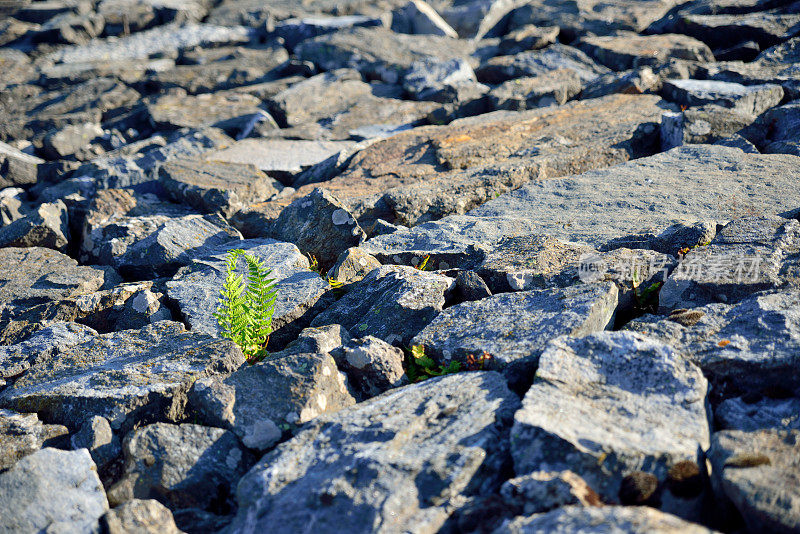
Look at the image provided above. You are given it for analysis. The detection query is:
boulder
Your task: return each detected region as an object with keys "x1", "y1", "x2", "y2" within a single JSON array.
[
  {"x1": 0, "y1": 140, "x2": 43, "y2": 188},
  {"x1": 476, "y1": 44, "x2": 609, "y2": 85},
  {"x1": 102, "y1": 499, "x2": 181, "y2": 534},
  {"x1": 579, "y1": 32, "x2": 714, "y2": 71},
  {"x1": 0, "y1": 448, "x2": 108, "y2": 533},
  {"x1": 661, "y1": 79, "x2": 784, "y2": 115},
  {"x1": 189, "y1": 352, "x2": 355, "y2": 450},
  {"x1": 0, "y1": 321, "x2": 245, "y2": 432},
  {"x1": 0, "y1": 199, "x2": 69, "y2": 251},
  {"x1": 391, "y1": 0, "x2": 457, "y2": 37},
  {"x1": 511, "y1": 332, "x2": 710, "y2": 506},
  {"x1": 0, "y1": 409, "x2": 69, "y2": 471},
  {"x1": 327, "y1": 247, "x2": 382, "y2": 284},
  {"x1": 336, "y1": 336, "x2": 406, "y2": 399},
  {"x1": 488, "y1": 70, "x2": 583, "y2": 111},
  {"x1": 275, "y1": 15, "x2": 383, "y2": 50},
  {"x1": 71, "y1": 415, "x2": 121, "y2": 471},
  {"x1": 228, "y1": 371, "x2": 520, "y2": 533},
  {"x1": 310, "y1": 265, "x2": 455, "y2": 346},
  {"x1": 500, "y1": 471, "x2": 601, "y2": 516},
  {"x1": 145, "y1": 92, "x2": 271, "y2": 136},
  {"x1": 716, "y1": 396, "x2": 800, "y2": 432}
]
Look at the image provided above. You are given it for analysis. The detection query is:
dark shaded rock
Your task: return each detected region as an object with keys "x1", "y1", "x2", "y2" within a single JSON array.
[
  {"x1": 0, "y1": 140, "x2": 43, "y2": 188},
  {"x1": 708, "y1": 429, "x2": 800, "y2": 533},
  {"x1": 716, "y1": 396, "x2": 800, "y2": 432},
  {"x1": 402, "y1": 57, "x2": 477, "y2": 102},
  {"x1": 145, "y1": 91, "x2": 270, "y2": 136},
  {"x1": 580, "y1": 66, "x2": 661, "y2": 99},
  {"x1": 0, "y1": 321, "x2": 245, "y2": 432},
  {"x1": 337, "y1": 336, "x2": 406, "y2": 399},
  {"x1": 228, "y1": 371, "x2": 520, "y2": 533},
  {"x1": 0, "y1": 199, "x2": 69, "y2": 251},
  {"x1": 488, "y1": 70, "x2": 583, "y2": 111},
  {"x1": 660, "y1": 107, "x2": 757, "y2": 150},
  {"x1": 662, "y1": 79, "x2": 784, "y2": 115},
  {"x1": 497, "y1": 24, "x2": 559, "y2": 55},
  {"x1": 271, "y1": 188, "x2": 366, "y2": 270},
  {"x1": 71, "y1": 415, "x2": 121, "y2": 471},
  {"x1": 500, "y1": 471, "x2": 602, "y2": 515},
  {"x1": 619, "y1": 472, "x2": 660, "y2": 506},
  {"x1": 0, "y1": 448, "x2": 108, "y2": 532},
  {"x1": 740, "y1": 100, "x2": 800, "y2": 155},
  {"x1": 511, "y1": 331, "x2": 709, "y2": 508},
  {"x1": 454, "y1": 270, "x2": 491, "y2": 301},
  {"x1": 276, "y1": 14, "x2": 383, "y2": 50},
  {"x1": 0, "y1": 409, "x2": 69, "y2": 471},
  {"x1": 311, "y1": 265, "x2": 455, "y2": 346},
  {"x1": 327, "y1": 247, "x2": 382, "y2": 284},
  {"x1": 476, "y1": 44, "x2": 609, "y2": 85},
  {"x1": 108, "y1": 423, "x2": 250, "y2": 513},
  {"x1": 391, "y1": 0, "x2": 458, "y2": 37},
  {"x1": 675, "y1": 12, "x2": 800, "y2": 50},
  {"x1": 159, "y1": 159, "x2": 280, "y2": 218},
  {"x1": 189, "y1": 352, "x2": 355, "y2": 450},
  {"x1": 42, "y1": 122, "x2": 108, "y2": 161}
]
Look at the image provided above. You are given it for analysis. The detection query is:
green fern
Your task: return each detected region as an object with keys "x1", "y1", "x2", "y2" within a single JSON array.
[{"x1": 213, "y1": 249, "x2": 278, "y2": 363}]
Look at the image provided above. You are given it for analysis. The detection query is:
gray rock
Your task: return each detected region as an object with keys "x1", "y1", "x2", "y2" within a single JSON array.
[
  {"x1": 102, "y1": 499, "x2": 181, "y2": 534},
  {"x1": 165, "y1": 239, "x2": 331, "y2": 348},
  {"x1": 675, "y1": 12, "x2": 800, "y2": 51},
  {"x1": 272, "y1": 324, "x2": 352, "y2": 359},
  {"x1": 580, "y1": 66, "x2": 661, "y2": 100},
  {"x1": 579, "y1": 32, "x2": 714, "y2": 71},
  {"x1": 0, "y1": 409, "x2": 69, "y2": 471},
  {"x1": 189, "y1": 352, "x2": 355, "y2": 450},
  {"x1": 311, "y1": 265, "x2": 455, "y2": 346},
  {"x1": 625, "y1": 290, "x2": 800, "y2": 397},
  {"x1": 0, "y1": 247, "x2": 118, "y2": 345},
  {"x1": 0, "y1": 187, "x2": 27, "y2": 226},
  {"x1": 108, "y1": 423, "x2": 250, "y2": 512},
  {"x1": 44, "y1": 22, "x2": 253, "y2": 63},
  {"x1": 467, "y1": 146, "x2": 800, "y2": 250},
  {"x1": 403, "y1": 57, "x2": 477, "y2": 102},
  {"x1": 660, "y1": 107, "x2": 756, "y2": 150},
  {"x1": 412, "y1": 283, "x2": 618, "y2": 384},
  {"x1": 662, "y1": 79, "x2": 784, "y2": 116},
  {"x1": 476, "y1": 44, "x2": 610, "y2": 85},
  {"x1": 714, "y1": 134, "x2": 760, "y2": 154},
  {"x1": 145, "y1": 92, "x2": 270, "y2": 136},
  {"x1": 0, "y1": 321, "x2": 245, "y2": 432},
  {"x1": 454, "y1": 270, "x2": 492, "y2": 301},
  {"x1": 500, "y1": 471, "x2": 602, "y2": 515},
  {"x1": 708, "y1": 429, "x2": 800, "y2": 533},
  {"x1": 159, "y1": 159, "x2": 280, "y2": 218},
  {"x1": 494, "y1": 505, "x2": 716, "y2": 534},
  {"x1": 71, "y1": 415, "x2": 121, "y2": 471},
  {"x1": 512, "y1": 332, "x2": 709, "y2": 505},
  {"x1": 716, "y1": 396, "x2": 800, "y2": 432},
  {"x1": 488, "y1": 70, "x2": 583, "y2": 111},
  {"x1": 391, "y1": 0, "x2": 457, "y2": 37},
  {"x1": 98, "y1": 0, "x2": 208, "y2": 34},
  {"x1": 337, "y1": 336, "x2": 406, "y2": 399},
  {"x1": 228, "y1": 371, "x2": 520, "y2": 533},
  {"x1": 0, "y1": 140, "x2": 43, "y2": 188},
  {"x1": 42, "y1": 122, "x2": 107, "y2": 161},
  {"x1": 76, "y1": 128, "x2": 232, "y2": 192},
  {"x1": 497, "y1": 25, "x2": 559, "y2": 55},
  {"x1": 34, "y1": 11, "x2": 104, "y2": 44},
  {"x1": 0, "y1": 199, "x2": 69, "y2": 251},
  {"x1": 204, "y1": 138, "x2": 356, "y2": 178},
  {"x1": 327, "y1": 247, "x2": 382, "y2": 284},
  {"x1": 0, "y1": 448, "x2": 108, "y2": 533},
  {"x1": 296, "y1": 26, "x2": 474, "y2": 84},
  {"x1": 741, "y1": 100, "x2": 800, "y2": 155},
  {"x1": 440, "y1": 0, "x2": 517, "y2": 39},
  {"x1": 659, "y1": 216, "x2": 800, "y2": 311},
  {"x1": 271, "y1": 188, "x2": 366, "y2": 270},
  {"x1": 275, "y1": 15, "x2": 383, "y2": 50},
  {"x1": 116, "y1": 213, "x2": 241, "y2": 279},
  {"x1": 604, "y1": 220, "x2": 717, "y2": 257}
]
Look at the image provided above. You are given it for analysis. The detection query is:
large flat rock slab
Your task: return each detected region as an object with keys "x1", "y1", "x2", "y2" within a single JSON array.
[
  {"x1": 511, "y1": 332, "x2": 710, "y2": 505},
  {"x1": 0, "y1": 321, "x2": 245, "y2": 432},
  {"x1": 228, "y1": 371, "x2": 520, "y2": 533}
]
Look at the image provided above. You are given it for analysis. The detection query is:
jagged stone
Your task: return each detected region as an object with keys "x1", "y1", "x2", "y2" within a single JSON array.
[
  {"x1": 102, "y1": 499, "x2": 181, "y2": 534},
  {"x1": 716, "y1": 396, "x2": 800, "y2": 432},
  {"x1": 391, "y1": 0, "x2": 457, "y2": 37},
  {"x1": 741, "y1": 100, "x2": 800, "y2": 155},
  {"x1": 228, "y1": 372, "x2": 520, "y2": 533},
  {"x1": 0, "y1": 409, "x2": 69, "y2": 471},
  {"x1": 336, "y1": 336, "x2": 406, "y2": 399},
  {"x1": 0, "y1": 199, "x2": 69, "y2": 251},
  {"x1": 311, "y1": 265, "x2": 455, "y2": 346},
  {"x1": 276, "y1": 14, "x2": 383, "y2": 50},
  {"x1": 327, "y1": 247, "x2": 382, "y2": 284},
  {"x1": 402, "y1": 57, "x2": 477, "y2": 102},
  {"x1": 145, "y1": 92, "x2": 270, "y2": 136},
  {"x1": 580, "y1": 66, "x2": 660, "y2": 99},
  {"x1": 476, "y1": 44, "x2": 609, "y2": 85},
  {"x1": 189, "y1": 352, "x2": 355, "y2": 450},
  {"x1": 497, "y1": 25, "x2": 559, "y2": 55},
  {"x1": 511, "y1": 332, "x2": 710, "y2": 507},
  {"x1": 108, "y1": 423, "x2": 251, "y2": 512},
  {"x1": 488, "y1": 70, "x2": 583, "y2": 111},
  {"x1": 0, "y1": 448, "x2": 107, "y2": 531},
  {"x1": 0, "y1": 140, "x2": 43, "y2": 188},
  {"x1": 71, "y1": 415, "x2": 121, "y2": 471},
  {"x1": 0, "y1": 321, "x2": 245, "y2": 432},
  {"x1": 662, "y1": 79, "x2": 784, "y2": 116},
  {"x1": 500, "y1": 471, "x2": 602, "y2": 515},
  {"x1": 579, "y1": 32, "x2": 714, "y2": 71},
  {"x1": 708, "y1": 429, "x2": 800, "y2": 533},
  {"x1": 660, "y1": 107, "x2": 756, "y2": 150}
]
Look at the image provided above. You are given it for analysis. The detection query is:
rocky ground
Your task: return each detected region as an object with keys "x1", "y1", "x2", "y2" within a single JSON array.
[{"x1": 0, "y1": 0, "x2": 799, "y2": 532}]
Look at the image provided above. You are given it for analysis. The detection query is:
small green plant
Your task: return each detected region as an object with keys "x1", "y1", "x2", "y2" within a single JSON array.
[
  {"x1": 406, "y1": 344, "x2": 461, "y2": 382},
  {"x1": 213, "y1": 249, "x2": 278, "y2": 364},
  {"x1": 631, "y1": 270, "x2": 662, "y2": 313},
  {"x1": 307, "y1": 253, "x2": 322, "y2": 275}
]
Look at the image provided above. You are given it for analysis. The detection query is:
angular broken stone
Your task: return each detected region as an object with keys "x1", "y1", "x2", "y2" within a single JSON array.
[
  {"x1": 275, "y1": 14, "x2": 383, "y2": 50},
  {"x1": 0, "y1": 199, "x2": 69, "y2": 251},
  {"x1": 412, "y1": 283, "x2": 618, "y2": 384},
  {"x1": 580, "y1": 66, "x2": 660, "y2": 99},
  {"x1": 661, "y1": 79, "x2": 784, "y2": 116},
  {"x1": 495, "y1": 505, "x2": 716, "y2": 534},
  {"x1": 391, "y1": 0, "x2": 457, "y2": 37},
  {"x1": 0, "y1": 140, "x2": 43, "y2": 188},
  {"x1": 337, "y1": 336, "x2": 406, "y2": 399},
  {"x1": 0, "y1": 448, "x2": 109, "y2": 533},
  {"x1": 402, "y1": 57, "x2": 477, "y2": 102},
  {"x1": 708, "y1": 429, "x2": 800, "y2": 534},
  {"x1": 0, "y1": 409, "x2": 69, "y2": 471},
  {"x1": 500, "y1": 471, "x2": 602, "y2": 515},
  {"x1": 158, "y1": 159, "x2": 280, "y2": 218},
  {"x1": 102, "y1": 499, "x2": 181, "y2": 534},
  {"x1": 476, "y1": 44, "x2": 609, "y2": 85},
  {"x1": 659, "y1": 216, "x2": 800, "y2": 311},
  {"x1": 497, "y1": 25, "x2": 560, "y2": 55},
  {"x1": 626, "y1": 290, "x2": 800, "y2": 397},
  {"x1": 108, "y1": 423, "x2": 251, "y2": 512},
  {"x1": 327, "y1": 247, "x2": 382, "y2": 284},
  {"x1": 271, "y1": 188, "x2": 366, "y2": 269},
  {"x1": 741, "y1": 100, "x2": 800, "y2": 155},
  {"x1": 578, "y1": 32, "x2": 714, "y2": 71},
  {"x1": 165, "y1": 239, "x2": 331, "y2": 347},
  {"x1": 228, "y1": 371, "x2": 520, "y2": 533},
  {"x1": 311, "y1": 265, "x2": 455, "y2": 346},
  {"x1": 660, "y1": 107, "x2": 757, "y2": 150},
  {"x1": 71, "y1": 415, "x2": 121, "y2": 471},
  {"x1": 189, "y1": 352, "x2": 355, "y2": 450},
  {"x1": 116, "y1": 213, "x2": 241, "y2": 279},
  {"x1": 511, "y1": 331, "x2": 710, "y2": 505},
  {"x1": 488, "y1": 70, "x2": 583, "y2": 111},
  {"x1": 716, "y1": 396, "x2": 800, "y2": 432},
  {"x1": 145, "y1": 92, "x2": 271, "y2": 136},
  {"x1": 0, "y1": 321, "x2": 245, "y2": 432}
]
